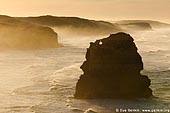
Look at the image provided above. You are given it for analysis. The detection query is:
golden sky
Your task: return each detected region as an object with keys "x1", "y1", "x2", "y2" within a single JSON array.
[{"x1": 0, "y1": 0, "x2": 170, "y2": 23}]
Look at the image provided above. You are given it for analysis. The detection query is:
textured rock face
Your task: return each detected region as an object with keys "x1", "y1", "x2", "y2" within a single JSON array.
[{"x1": 75, "y1": 32, "x2": 153, "y2": 99}]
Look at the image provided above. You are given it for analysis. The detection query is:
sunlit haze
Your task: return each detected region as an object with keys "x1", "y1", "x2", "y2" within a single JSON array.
[{"x1": 0, "y1": 0, "x2": 170, "y2": 23}]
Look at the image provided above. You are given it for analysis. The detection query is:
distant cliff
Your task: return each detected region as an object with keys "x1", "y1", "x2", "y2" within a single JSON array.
[
  {"x1": 16, "y1": 16, "x2": 170, "y2": 35},
  {"x1": 115, "y1": 20, "x2": 170, "y2": 30},
  {"x1": 0, "y1": 15, "x2": 168, "y2": 51},
  {"x1": 16, "y1": 15, "x2": 122, "y2": 36},
  {"x1": 117, "y1": 22, "x2": 152, "y2": 31},
  {"x1": 0, "y1": 15, "x2": 60, "y2": 50}
]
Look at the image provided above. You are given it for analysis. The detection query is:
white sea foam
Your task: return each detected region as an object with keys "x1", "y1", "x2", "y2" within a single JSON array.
[{"x1": 0, "y1": 28, "x2": 170, "y2": 112}]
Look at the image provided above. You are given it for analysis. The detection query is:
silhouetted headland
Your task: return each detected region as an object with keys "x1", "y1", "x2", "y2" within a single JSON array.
[
  {"x1": 0, "y1": 15, "x2": 60, "y2": 50},
  {"x1": 16, "y1": 15, "x2": 122, "y2": 36},
  {"x1": 75, "y1": 32, "x2": 153, "y2": 99},
  {"x1": 115, "y1": 20, "x2": 170, "y2": 29},
  {"x1": 0, "y1": 15, "x2": 165, "y2": 37},
  {"x1": 16, "y1": 15, "x2": 170, "y2": 36},
  {"x1": 117, "y1": 22, "x2": 152, "y2": 31},
  {"x1": 0, "y1": 14, "x2": 169, "y2": 50}
]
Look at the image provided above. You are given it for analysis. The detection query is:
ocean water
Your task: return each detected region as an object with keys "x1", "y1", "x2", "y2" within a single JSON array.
[{"x1": 0, "y1": 28, "x2": 170, "y2": 113}]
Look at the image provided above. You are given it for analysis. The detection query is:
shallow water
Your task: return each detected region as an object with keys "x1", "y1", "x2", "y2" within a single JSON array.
[{"x1": 0, "y1": 29, "x2": 170, "y2": 113}]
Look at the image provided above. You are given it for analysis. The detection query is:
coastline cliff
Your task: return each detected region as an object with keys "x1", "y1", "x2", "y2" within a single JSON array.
[{"x1": 0, "y1": 15, "x2": 60, "y2": 50}]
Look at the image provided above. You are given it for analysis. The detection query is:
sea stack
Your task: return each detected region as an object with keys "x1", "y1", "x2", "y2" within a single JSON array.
[{"x1": 75, "y1": 32, "x2": 153, "y2": 99}]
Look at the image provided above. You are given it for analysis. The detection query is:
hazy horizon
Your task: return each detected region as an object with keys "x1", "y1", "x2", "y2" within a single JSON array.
[{"x1": 0, "y1": 0, "x2": 170, "y2": 23}]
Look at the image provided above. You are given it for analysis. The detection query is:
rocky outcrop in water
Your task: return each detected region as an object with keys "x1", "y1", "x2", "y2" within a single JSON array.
[{"x1": 75, "y1": 32, "x2": 153, "y2": 99}]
